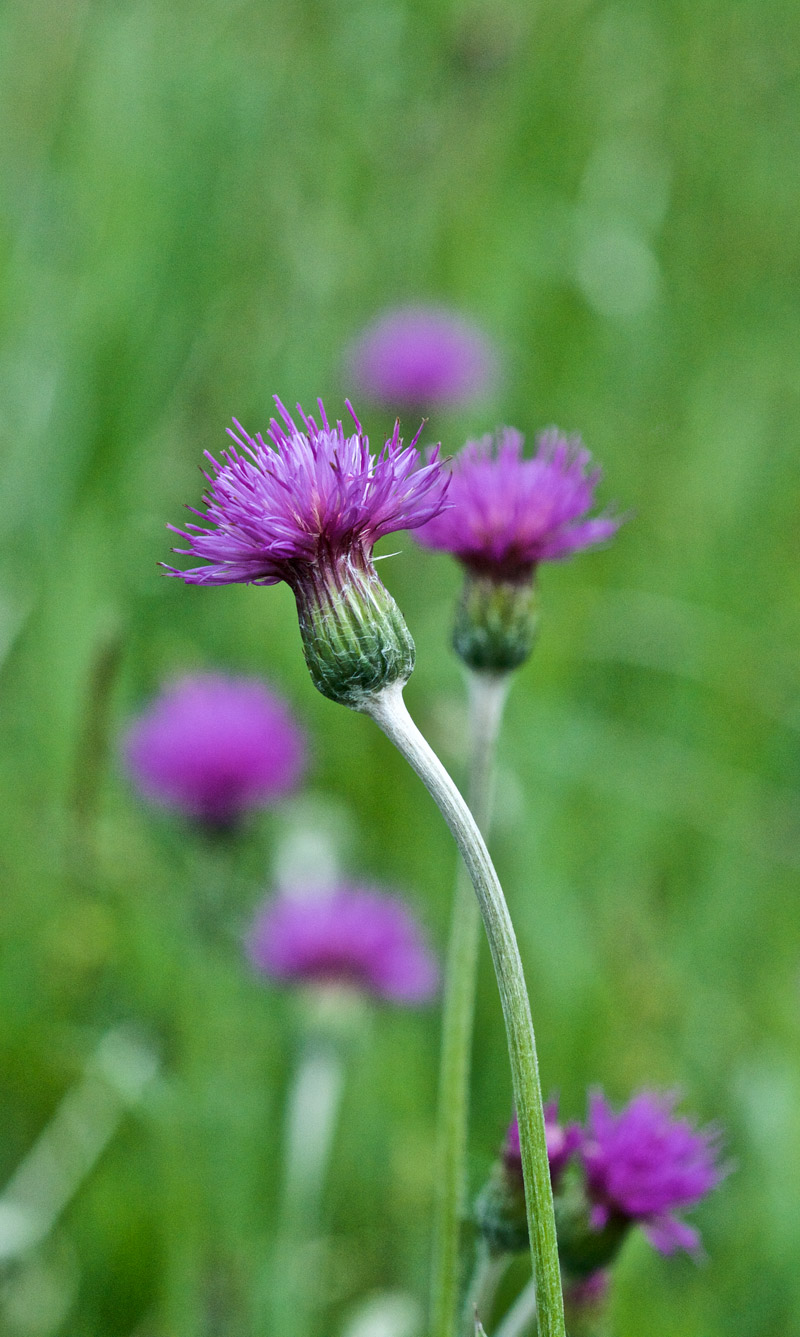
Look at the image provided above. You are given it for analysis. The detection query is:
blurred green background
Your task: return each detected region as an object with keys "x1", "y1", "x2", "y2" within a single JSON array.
[{"x1": 2, "y1": 0, "x2": 799, "y2": 1333}]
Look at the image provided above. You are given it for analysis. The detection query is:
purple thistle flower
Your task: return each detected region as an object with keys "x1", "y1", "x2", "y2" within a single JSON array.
[
  {"x1": 581, "y1": 1090, "x2": 724, "y2": 1256},
  {"x1": 504, "y1": 1103, "x2": 581, "y2": 1186},
  {"x1": 416, "y1": 427, "x2": 619, "y2": 581},
  {"x1": 123, "y1": 673, "x2": 306, "y2": 827},
  {"x1": 167, "y1": 399, "x2": 449, "y2": 707},
  {"x1": 167, "y1": 398, "x2": 447, "y2": 589},
  {"x1": 347, "y1": 305, "x2": 498, "y2": 409},
  {"x1": 247, "y1": 883, "x2": 439, "y2": 1006}
]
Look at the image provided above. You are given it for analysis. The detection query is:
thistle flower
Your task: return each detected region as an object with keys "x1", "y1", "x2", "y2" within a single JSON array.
[
  {"x1": 581, "y1": 1090, "x2": 724, "y2": 1256},
  {"x1": 504, "y1": 1103, "x2": 581, "y2": 1187},
  {"x1": 474, "y1": 1102, "x2": 580, "y2": 1256},
  {"x1": 123, "y1": 673, "x2": 305, "y2": 827},
  {"x1": 347, "y1": 305, "x2": 498, "y2": 409},
  {"x1": 167, "y1": 399, "x2": 448, "y2": 707},
  {"x1": 247, "y1": 883, "x2": 439, "y2": 1005},
  {"x1": 416, "y1": 427, "x2": 620, "y2": 671}
]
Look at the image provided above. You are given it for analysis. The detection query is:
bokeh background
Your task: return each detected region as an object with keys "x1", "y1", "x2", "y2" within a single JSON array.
[{"x1": 2, "y1": 0, "x2": 800, "y2": 1333}]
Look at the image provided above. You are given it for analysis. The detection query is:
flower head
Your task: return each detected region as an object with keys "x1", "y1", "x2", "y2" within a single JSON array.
[
  {"x1": 417, "y1": 427, "x2": 619, "y2": 581},
  {"x1": 247, "y1": 883, "x2": 439, "y2": 1006},
  {"x1": 347, "y1": 305, "x2": 498, "y2": 409},
  {"x1": 504, "y1": 1103, "x2": 581, "y2": 1186},
  {"x1": 167, "y1": 399, "x2": 449, "y2": 708},
  {"x1": 416, "y1": 427, "x2": 621, "y2": 672},
  {"x1": 581, "y1": 1090, "x2": 724, "y2": 1256},
  {"x1": 123, "y1": 673, "x2": 306, "y2": 827},
  {"x1": 168, "y1": 398, "x2": 446, "y2": 588}
]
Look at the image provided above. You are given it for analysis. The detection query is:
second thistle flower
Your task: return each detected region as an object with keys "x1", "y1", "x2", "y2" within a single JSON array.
[{"x1": 416, "y1": 427, "x2": 620, "y2": 672}]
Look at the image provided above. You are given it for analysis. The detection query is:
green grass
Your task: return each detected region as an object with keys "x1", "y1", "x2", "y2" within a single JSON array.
[{"x1": 1, "y1": 0, "x2": 800, "y2": 1333}]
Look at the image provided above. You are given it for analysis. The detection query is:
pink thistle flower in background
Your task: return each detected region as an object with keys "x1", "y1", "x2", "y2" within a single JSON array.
[
  {"x1": 581, "y1": 1090, "x2": 724, "y2": 1256},
  {"x1": 167, "y1": 398, "x2": 449, "y2": 707},
  {"x1": 123, "y1": 673, "x2": 305, "y2": 828},
  {"x1": 415, "y1": 426, "x2": 621, "y2": 672},
  {"x1": 417, "y1": 427, "x2": 619, "y2": 580},
  {"x1": 347, "y1": 305, "x2": 498, "y2": 409},
  {"x1": 504, "y1": 1102, "x2": 581, "y2": 1187},
  {"x1": 247, "y1": 883, "x2": 439, "y2": 1006}
]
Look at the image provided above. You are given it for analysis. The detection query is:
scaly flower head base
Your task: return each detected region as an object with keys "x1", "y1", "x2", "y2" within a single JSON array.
[
  {"x1": 293, "y1": 549, "x2": 415, "y2": 708},
  {"x1": 454, "y1": 572, "x2": 539, "y2": 672},
  {"x1": 167, "y1": 399, "x2": 448, "y2": 708}
]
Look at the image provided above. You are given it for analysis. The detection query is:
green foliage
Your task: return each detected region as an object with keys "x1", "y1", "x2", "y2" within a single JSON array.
[{"x1": 1, "y1": 0, "x2": 799, "y2": 1333}]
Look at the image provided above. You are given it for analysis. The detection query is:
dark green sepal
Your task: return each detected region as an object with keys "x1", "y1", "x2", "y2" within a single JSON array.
[{"x1": 453, "y1": 573, "x2": 538, "y2": 673}]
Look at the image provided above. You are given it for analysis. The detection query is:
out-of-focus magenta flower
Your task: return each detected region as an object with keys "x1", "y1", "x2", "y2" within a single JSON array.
[
  {"x1": 167, "y1": 398, "x2": 447, "y2": 589},
  {"x1": 347, "y1": 305, "x2": 498, "y2": 409},
  {"x1": 124, "y1": 673, "x2": 305, "y2": 827},
  {"x1": 581, "y1": 1090, "x2": 724, "y2": 1256},
  {"x1": 504, "y1": 1102, "x2": 581, "y2": 1186},
  {"x1": 416, "y1": 427, "x2": 619, "y2": 580},
  {"x1": 247, "y1": 883, "x2": 439, "y2": 1006}
]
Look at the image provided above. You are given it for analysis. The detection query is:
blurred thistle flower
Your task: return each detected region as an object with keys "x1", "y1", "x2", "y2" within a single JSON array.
[
  {"x1": 475, "y1": 1102, "x2": 581, "y2": 1255},
  {"x1": 581, "y1": 1090, "x2": 724, "y2": 1256},
  {"x1": 347, "y1": 305, "x2": 498, "y2": 409},
  {"x1": 123, "y1": 673, "x2": 305, "y2": 827},
  {"x1": 247, "y1": 883, "x2": 439, "y2": 1005},
  {"x1": 416, "y1": 427, "x2": 621, "y2": 672},
  {"x1": 167, "y1": 398, "x2": 448, "y2": 707},
  {"x1": 504, "y1": 1103, "x2": 581, "y2": 1187}
]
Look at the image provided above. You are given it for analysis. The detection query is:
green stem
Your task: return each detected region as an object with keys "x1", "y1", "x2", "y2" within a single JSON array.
[
  {"x1": 269, "y1": 1030, "x2": 346, "y2": 1337},
  {"x1": 429, "y1": 672, "x2": 511, "y2": 1337},
  {"x1": 362, "y1": 684, "x2": 565, "y2": 1337}
]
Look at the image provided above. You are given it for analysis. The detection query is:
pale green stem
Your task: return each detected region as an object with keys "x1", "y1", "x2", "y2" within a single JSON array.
[
  {"x1": 362, "y1": 684, "x2": 566, "y2": 1337},
  {"x1": 463, "y1": 1239, "x2": 512, "y2": 1336},
  {"x1": 429, "y1": 671, "x2": 511, "y2": 1337},
  {"x1": 270, "y1": 1033, "x2": 345, "y2": 1337},
  {"x1": 494, "y1": 1278, "x2": 538, "y2": 1337}
]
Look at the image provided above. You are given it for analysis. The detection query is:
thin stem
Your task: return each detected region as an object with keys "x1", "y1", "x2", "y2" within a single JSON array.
[
  {"x1": 269, "y1": 1032, "x2": 346, "y2": 1337},
  {"x1": 362, "y1": 684, "x2": 565, "y2": 1337},
  {"x1": 429, "y1": 671, "x2": 511, "y2": 1337},
  {"x1": 463, "y1": 1240, "x2": 512, "y2": 1336},
  {"x1": 494, "y1": 1278, "x2": 538, "y2": 1337}
]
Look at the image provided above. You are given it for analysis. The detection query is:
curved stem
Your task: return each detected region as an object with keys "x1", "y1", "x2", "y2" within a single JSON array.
[
  {"x1": 429, "y1": 672, "x2": 511, "y2": 1337},
  {"x1": 362, "y1": 684, "x2": 565, "y2": 1337}
]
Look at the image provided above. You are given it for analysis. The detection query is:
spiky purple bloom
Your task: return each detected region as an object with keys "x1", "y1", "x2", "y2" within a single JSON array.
[
  {"x1": 247, "y1": 883, "x2": 439, "y2": 1005},
  {"x1": 168, "y1": 398, "x2": 446, "y2": 588},
  {"x1": 416, "y1": 427, "x2": 619, "y2": 580},
  {"x1": 347, "y1": 305, "x2": 498, "y2": 409},
  {"x1": 167, "y1": 399, "x2": 449, "y2": 707},
  {"x1": 581, "y1": 1090, "x2": 724, "y2": 1256},
  {"x1": 123, "y1": 673, "x2": 305, "y2": 827},
  {"x1": 504, "y1": 1103, "x2": 581, "y2": 1186}
]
